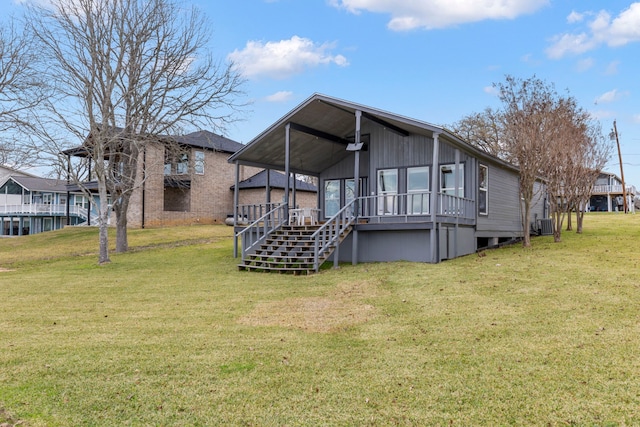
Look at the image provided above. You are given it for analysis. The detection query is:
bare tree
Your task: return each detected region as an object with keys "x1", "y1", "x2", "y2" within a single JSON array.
[
  {"x1": 27, "y1": 0, "x2": 245, "y2": 263},
  {"x1": 449, "y1": 107, "x2": 509, "y2": 160},
  {"x1": 0, "y1": 18, "x2": 45, "y2": 170},
  {"x1": 495, "y1": 75, "x2": 558, "y2": 247},
  {"x1": 564, "y1": 123, "x2": 611, "y2": 234},
  {"x1": 541, "y1": 95, "x2": 584, "y2": 243}
]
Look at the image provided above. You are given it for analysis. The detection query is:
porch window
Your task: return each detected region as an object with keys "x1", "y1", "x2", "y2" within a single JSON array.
[
  {"x1": 345, "y1": 178, "x2": 366, "y2": 216},
  {"x1": 377, "y1": 169, "x2": 398, "y2": 215},
  {"x1": 407, "y1": 166, "x2": 429, "y2": 214},
  {"x1": 42, "y1": 193, "x2": 53, "y2": 205},
  {"x1": 324, "y1": 180, "x2": 340, "y2": 218},
  {"x1": 440, "y1": 164, "x2": 464, "y2": 197},
  {"x1": 479, "y1": 164, "x2": 488, "y2": 215}
]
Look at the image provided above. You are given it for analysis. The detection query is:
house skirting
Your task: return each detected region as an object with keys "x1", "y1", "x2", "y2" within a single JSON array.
[{"x1": 331, "y1": 225, "x2": 476, "y2": 263}]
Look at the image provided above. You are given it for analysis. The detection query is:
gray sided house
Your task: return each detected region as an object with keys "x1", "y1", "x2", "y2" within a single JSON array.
[
  {"x1": 229, "y1": 94, "x2": 547, "y2": 273},
  {"x1": 0, "y1": 175, "x2": 97, "y2": 236},
  {"x1": 589, "y1": 171, "x2": 636, "y2": 213}
]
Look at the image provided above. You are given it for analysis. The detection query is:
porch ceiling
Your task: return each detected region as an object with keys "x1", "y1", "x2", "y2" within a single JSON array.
[{"x1": 229, "y1": 94, "x2": 442, "y2": 176}]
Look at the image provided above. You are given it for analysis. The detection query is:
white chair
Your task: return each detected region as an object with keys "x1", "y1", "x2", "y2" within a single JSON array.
[
  {"x1": 289, "y1": 209, "x2": 300, "y2": 225},
  {"x1": 301, "y1": 207, "x2": 317, "y2": 225}
]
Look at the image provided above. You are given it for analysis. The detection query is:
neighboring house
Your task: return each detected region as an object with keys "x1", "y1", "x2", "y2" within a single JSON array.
[
  {"x1": 229, "y1": 94, "x2": 548, "y2": 273},
  {"x1": 232, "y1": 169, "x2": 317, "y2": 218},
  {"x1": 0, "y1": 175, "x2": 95, "y2": 236},
  {"x1": 589, "y1": 171, "x2": 636, "y2": 212},
  {"x1": 66, "y1": 130, "x2": 261, "y2": 228},
  {"x1": 0, "y1": 164, "x2": 36, "y2": 182}
]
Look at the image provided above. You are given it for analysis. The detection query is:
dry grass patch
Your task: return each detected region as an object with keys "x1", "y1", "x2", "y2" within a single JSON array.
[{"x1": 239, "y1": 280, "x2": 384, "y2": 332}]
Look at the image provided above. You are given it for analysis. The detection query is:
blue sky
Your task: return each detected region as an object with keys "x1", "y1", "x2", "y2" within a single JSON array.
[{"x1": 5, "y1": 0, "x2": 640, "y2": 187}]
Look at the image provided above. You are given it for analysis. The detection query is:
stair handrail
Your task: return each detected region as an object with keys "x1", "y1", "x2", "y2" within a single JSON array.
[
  {"x1": 236, "y1": 203, "x2": 288, "y2": 262},
  {"x1": 310, "y1": 199, "x2": 357, "y2": 272}
]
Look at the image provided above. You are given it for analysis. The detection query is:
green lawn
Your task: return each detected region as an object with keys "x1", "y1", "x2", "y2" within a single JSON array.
[{"x1": 1, "y1": 214, "x2": 639, "y2": 426}]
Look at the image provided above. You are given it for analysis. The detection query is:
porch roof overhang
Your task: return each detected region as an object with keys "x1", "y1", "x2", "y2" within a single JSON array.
[{"x1": 228, "y1": 93, "x2": 447, "y2": 176}]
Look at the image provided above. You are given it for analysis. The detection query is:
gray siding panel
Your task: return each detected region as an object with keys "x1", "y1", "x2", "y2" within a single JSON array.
[
  {"x1": 476, "y1": 164, "x2": 523, "y2": 236},
  {"x1": 338, "y1": 229, "x2": 433, "y2": 263}
]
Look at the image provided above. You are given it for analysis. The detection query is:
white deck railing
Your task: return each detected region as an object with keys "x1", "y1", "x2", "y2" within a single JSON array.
[
  {"x1": 592, "y1": 184, "x2": 636, "y2": 195},
  {"x1": 0, "y1": 204, "x2": 89, "y2": 219}
]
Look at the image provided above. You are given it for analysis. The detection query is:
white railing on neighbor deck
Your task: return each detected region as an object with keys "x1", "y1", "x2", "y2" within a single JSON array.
[
  {"x1": 357, "y1": 192, "x2": 475, "y2": 222},
  {"x1": 592, "y1": 184, "x2": 637, "y2": 195},
  {"x1": 0, "y1": 204, "x2": 90, "y2": 219},
  {"x1": 311, "y1": 199, "x2": 356, "y2": 272},
  {"x1": 237, "y1": 203, "x2": 288, "y2": 262}
]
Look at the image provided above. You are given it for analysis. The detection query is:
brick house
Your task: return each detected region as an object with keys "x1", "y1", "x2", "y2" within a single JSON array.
[
  {"x1": 66, "y1": 130, "x2": 263, "y2": 228},
  {"x1": 233, "y1": 169, "x2": 317, "y2": 210}
]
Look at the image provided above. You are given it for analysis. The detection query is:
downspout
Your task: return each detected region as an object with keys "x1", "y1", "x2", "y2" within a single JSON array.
[
  {"x1": 233, "y1": 161, "x2": 240, "y2": 258},
  {"x1": 430, "y1": 132, "x2": 440, "y2": 263}
]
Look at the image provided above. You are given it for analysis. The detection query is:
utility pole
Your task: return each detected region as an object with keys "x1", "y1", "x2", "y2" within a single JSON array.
[{"x1": 612, "y1": 120, "x2": 628, "y2": 213}]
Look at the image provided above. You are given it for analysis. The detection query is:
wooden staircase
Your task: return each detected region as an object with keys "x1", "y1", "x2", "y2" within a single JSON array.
[{"x1": 238, "y1": 223, "x2": 352, "y2": 275}]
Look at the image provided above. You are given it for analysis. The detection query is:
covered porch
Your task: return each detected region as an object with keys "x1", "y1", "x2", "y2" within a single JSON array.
[{"x1": 228, "y1": 94, "x2": 475, "y2": 272}]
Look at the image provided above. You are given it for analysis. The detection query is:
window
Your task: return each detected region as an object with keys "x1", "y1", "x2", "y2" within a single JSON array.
[
  {"x1": 164, "y1": 187, "x2": 191, "y2": 211},
  {"x1": 440, "y1": 164, "x2": 464, "y2": 197},
  {"x1": 176, "y1": 153, "x2": 189, "y2": 175},
  {"x1": 324, "y1": 179, "x2": 340, "y2": 218},
  {"x1": 479, "y1": 164, "x2": 488, "y2": 215},
  {"x1": 407, "y1": 166, "x2": 429, "y2": 214},
  {"x1": 42, "y1": 193, "x2": 53, "y2": 205},
  {"x1": 377, "y1": 169, "x2": 398, "y2": 215},
  {"x1": 1, "y1": 179, "x2": 22, "y2": 195},
  {"x1": 75, "y1": 195, "x2": 89, "y2": 210},
  {"x1": 195, "y1": 151, "x2": 205, "y2": 175},
  {"x1": 164, "y1": 149, "x2": 190, "y2": 175}
]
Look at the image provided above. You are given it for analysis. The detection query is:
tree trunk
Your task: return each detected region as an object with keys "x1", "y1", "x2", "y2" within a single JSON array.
[
  {"x1": 565, "y1": 208, "x2": 573, "y2": 231},
  {"x1": 576, "y1": 210, "x2": 584, "y2": 234},
  {"x1": 115, "y1": 192, "x2": 131, "y2": 253},
  {"x1": 521, "y1": 198, "x2": 532, "y2": 247},
  {"x1": 552, "y1": 211, "x2": 563, "y2": 243},
  {"x1": 97, "y1": 181, "x2": 111, "y2": 264}
]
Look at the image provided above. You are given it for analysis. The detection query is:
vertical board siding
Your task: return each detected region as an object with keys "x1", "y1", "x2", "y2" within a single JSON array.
[{"x1": 476, "y1": 165, "x2": 523, "y2": 234}]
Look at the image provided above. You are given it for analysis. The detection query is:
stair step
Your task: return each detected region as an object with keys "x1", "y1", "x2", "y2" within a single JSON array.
[{"x1": 240, "y1": 222, "x2": 353, "y2": 274}]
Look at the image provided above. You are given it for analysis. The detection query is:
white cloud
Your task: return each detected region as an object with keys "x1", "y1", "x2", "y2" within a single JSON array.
[
  {"x1": 545, "y1": 32, "x2": 596, "y2": 59},
  {"x1": 483, "y1": 86, "x2": 499, "y2": 96},
  {"x1": 594, "y1": 89, "x2": 628, "y2": 105},
  {"x1": 590, "y1": 109, "x2": 615, "y2": 120},
  {"x1": 604, "y1": 60, "x2": 620, "y2": 75},
  {"x1": 227, "y1": 36, "x2": 348, "y2": 79},
  {"x1": 265, "y1": 91, "x2": 293, "y2": 102},
  {"x1": 567, "y1": 10, "x2": 584, "y2": 23},
  {"x1": 547, "y1": 3, "x2": 640, "y2": 58},
  {"x1": 330, "y1": 0, "x2": 549, "y2": 30},
  {"x1": 632, "y1": 114, "x2": 640, "y2": 124},
  {"x1": 576, "y1": 57, "x2": 594, "y2": 72}
]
